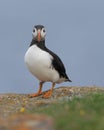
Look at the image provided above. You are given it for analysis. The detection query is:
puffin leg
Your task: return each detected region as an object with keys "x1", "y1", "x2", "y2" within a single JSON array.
[
  {"x1": 43, "y1": 82, "x2": 55, "y2": 98},
  {"x1": 29, "y1": 82, "x2": 43, "y2": 98}
]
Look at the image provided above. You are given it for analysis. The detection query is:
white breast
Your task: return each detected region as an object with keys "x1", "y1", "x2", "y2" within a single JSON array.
[{"x1": 24, "y1": 45, "x2": 60, "y2": 82}]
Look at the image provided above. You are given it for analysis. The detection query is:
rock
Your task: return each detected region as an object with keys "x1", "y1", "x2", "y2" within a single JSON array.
[
  {"x1": 0, "y1": 114, "x2": 54, "y2": 130},
  {"x1": 0, "y1": 86, "x2": 104, "y2": 130}
]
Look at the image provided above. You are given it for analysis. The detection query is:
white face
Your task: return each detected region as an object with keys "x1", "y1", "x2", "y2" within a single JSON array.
[
  {"x1": 32, "y1": 27, "x2": 46, "y2": 41},
  {"x1": 41, "y1": 28, "x2": 46, "y2": 38}
]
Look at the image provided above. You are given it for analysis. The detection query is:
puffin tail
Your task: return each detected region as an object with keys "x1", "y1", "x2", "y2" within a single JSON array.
[
  {"x1": 67, "y1": 79, "x2": 72, "y2": 82},
  {"x1": 64, "y1": 73, "x2": 72, "y2": 82}
]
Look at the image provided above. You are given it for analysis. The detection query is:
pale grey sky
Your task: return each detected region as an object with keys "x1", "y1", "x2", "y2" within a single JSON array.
[{"x1": 0, "y1": 0, "x2": 104, "y2": 93}]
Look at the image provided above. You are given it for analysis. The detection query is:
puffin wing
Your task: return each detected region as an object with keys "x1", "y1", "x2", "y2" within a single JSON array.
[{"x1": 45, "y1": 48, "x2": 71, "y2": 81}]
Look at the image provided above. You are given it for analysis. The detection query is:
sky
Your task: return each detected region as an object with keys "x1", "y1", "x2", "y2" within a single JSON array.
[{"x1": 0, "y1": 0, "x2": 104, "y2": 93}]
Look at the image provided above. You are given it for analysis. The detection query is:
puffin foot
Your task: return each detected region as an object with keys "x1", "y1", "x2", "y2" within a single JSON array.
[
  {"x1": 29, "y1": 82, "x2": 44, "y2": 98},
  {"x1": 28, "y1": 92, "x2": 42, "y2": 98},
  {"x1": 43, "y1": 90, "x2": 52, "y2": 98},
  {"x1": 43, "y1": 83, "x2": 55, "y2": 98}
]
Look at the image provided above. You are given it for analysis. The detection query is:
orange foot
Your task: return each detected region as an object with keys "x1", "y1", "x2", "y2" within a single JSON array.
[
  {"x1": 29, "y1": 92, "x2": 42, "y2": 98},
  {"x1": 43, "y1": 90, "x2": 52, "y2": 98}
]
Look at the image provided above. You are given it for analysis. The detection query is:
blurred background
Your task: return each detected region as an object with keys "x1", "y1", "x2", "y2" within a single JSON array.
[{"x1": 0, "y1": 0, "x2": 104, "y2": 93}]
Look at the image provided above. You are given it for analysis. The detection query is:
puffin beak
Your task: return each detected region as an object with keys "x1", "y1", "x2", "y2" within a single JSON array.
[{"x1": 37, "y1": 29, "x2": 41, "y2": 42}]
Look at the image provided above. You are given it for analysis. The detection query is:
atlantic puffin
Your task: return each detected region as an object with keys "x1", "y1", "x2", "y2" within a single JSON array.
[{"x1": 25, "y1": 25, "x2": 72, "y2": 98}]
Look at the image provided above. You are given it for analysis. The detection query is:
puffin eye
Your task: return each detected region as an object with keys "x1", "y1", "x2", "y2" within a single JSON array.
[
  {"x1": 43, "y1": 29, "x2": 46, "y2": 33},
  {"x1": 33, "y1": 29, "x2": 35, "y2": 32},
  {"x1": 32, "y1": 28, "x2": 37, "y2": 38},
  {"x1": 40, "y1": 28, "x2": 46, "y2": 39},
  {"x1": 41, "y1": 28, "x2": 46, "y2": 33}
]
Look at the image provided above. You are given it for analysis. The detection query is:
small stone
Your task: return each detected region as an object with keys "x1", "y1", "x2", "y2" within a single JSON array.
[{"x1": 20, "y1": 107, "x2": 25, "y2": 113}]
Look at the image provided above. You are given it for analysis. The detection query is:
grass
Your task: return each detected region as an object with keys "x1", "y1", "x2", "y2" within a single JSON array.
[{"x1": 29, "y1": 93, "x2": 104, "y2": 130}]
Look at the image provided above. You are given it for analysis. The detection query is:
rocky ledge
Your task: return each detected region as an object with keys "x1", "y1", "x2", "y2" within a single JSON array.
[{"x1": 0, "y1": 86, "x2": 104, "y2": 130}]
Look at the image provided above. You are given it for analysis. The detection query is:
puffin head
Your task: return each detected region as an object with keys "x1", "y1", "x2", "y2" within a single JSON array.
[{"x1": 32, "y1": 25, "x2": 46, "y2": 42}]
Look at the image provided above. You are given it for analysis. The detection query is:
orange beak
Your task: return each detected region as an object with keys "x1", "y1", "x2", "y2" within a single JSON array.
[{"x1": 37, "y1": 30, "x2": 41, "y2": 42}]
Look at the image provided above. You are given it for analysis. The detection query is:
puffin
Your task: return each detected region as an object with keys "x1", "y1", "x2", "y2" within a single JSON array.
[{"x1": 25, "y1": 25, "x2": 72, "y2": 98}]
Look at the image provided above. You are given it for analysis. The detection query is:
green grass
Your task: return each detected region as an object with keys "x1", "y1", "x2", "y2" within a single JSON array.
[{"x1": 29, "y1": 93, "x2": 104, "y2": 130}]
